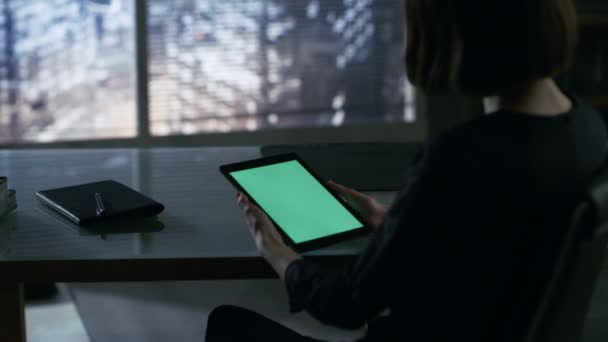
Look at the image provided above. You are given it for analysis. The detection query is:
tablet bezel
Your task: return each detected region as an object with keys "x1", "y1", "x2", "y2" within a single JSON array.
[{"x1": 220, "y1": 153, "x2": 371, "y2": 252}]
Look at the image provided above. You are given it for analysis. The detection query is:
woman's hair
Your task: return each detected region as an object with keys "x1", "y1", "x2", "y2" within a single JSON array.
[{"x1": 404, "y1": 0, "x2": 578, "y2": 96}]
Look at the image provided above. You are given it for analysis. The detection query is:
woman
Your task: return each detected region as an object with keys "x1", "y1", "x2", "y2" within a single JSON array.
[{"x1": 205, "y1": 0, "x2": 607, "y2": 341}]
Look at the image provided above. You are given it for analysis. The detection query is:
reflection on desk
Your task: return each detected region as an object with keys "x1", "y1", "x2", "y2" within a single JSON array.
[
  {"x1": 0, "y1": 148, "x2": 402, "y2": 263},
  {"x1": 0, "y1": 209, "x2": 17, "y2": 258}
]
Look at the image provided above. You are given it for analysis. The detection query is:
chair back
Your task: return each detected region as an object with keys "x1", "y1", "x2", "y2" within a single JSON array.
[{"x1": 524, "y1": 164, "x2": 608, "y2": 342}]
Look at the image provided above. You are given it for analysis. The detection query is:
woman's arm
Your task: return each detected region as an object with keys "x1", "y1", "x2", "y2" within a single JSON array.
[
  {"x1": 236, "y1": 140, "x2": 444, "y2": 330},
  {"x1": 236, "y1": 189, "x2": 396, "y2": 329},
  {"x1": 282, "y1": 141, "x2": 447, "y2": 329},
  {"x1": 236, "y1": 193, "x2": 302, "y2": 281}
]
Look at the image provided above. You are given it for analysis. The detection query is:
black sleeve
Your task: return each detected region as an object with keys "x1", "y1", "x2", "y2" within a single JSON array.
[{"x1": 284, "y1": 139, "x2": 448, "y2": 330}]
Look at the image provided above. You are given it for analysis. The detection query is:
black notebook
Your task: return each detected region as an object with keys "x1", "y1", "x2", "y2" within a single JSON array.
[{"x1": 36, "y1": 180, "x2": 165, "y2": 226}]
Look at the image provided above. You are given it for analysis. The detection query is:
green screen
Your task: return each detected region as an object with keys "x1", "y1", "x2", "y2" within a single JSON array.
[{"x1": 230, "y1": 160, "x2": 363, "y2": 244}]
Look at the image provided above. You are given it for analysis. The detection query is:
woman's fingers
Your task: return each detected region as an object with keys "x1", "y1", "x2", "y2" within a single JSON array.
[
  {"x1": 236, "y1": 192, "x2": 245, "y2": 206},
  {"x1": 237, "y1": 193, "x2": 257, "y2": 226},
  {"x1": 237, "y1": 193, "x2": 253, "y2": 212},
  {"x1": 327, "y1": 180, "x2": 347, "y2": 192},
  {"x1": 238, "y1": 194, "x2": 268, "y2": 219},
  {"x1": 236, "y1": 192, "x2": 278, "y2": 252},
  {"x1": 235, "y1": 192, "x2": 293, "y2": 258},
  {"x1": 328, "y1": 181, "x2": 368, "y2": 201},
  {"x1": 239, "y1": 199, "x2": 266, "y2": 229},
  {"x1": 328, "y1": 181, "x2": 354, "y2": 199}
]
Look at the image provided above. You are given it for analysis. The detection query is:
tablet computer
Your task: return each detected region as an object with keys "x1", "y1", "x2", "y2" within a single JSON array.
[{"x1": 220, "y1": 153, "x2": 370, "y2": 252}]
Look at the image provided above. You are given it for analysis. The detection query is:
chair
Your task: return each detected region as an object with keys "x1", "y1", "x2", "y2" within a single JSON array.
[{"x1": 524, "y1": 164, "x2": 608, "y2": 342}]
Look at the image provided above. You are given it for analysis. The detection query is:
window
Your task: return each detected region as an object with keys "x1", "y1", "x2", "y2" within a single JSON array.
[
  {"x1": 0, "y1": 0, "x2": 136, "y2": 143},
  {"x1": 1, "y1": 0, "x2": 415, "y2": 145},
  {"x1": 148, "y1": 0, "x2": 414, "y2": 136}
]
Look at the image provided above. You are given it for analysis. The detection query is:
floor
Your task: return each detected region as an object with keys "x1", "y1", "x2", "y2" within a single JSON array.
[
  {"x1": 25, "y1": 280, "x2": 365, "y2": 342},
  {"x1": 68, "y1": 280, "x2": 366, "y2": 342},
  {"x1": 25, "y1": 284, "x2": 89, "y2": 342},
  {"x1": 27, "y1": 272, "x2": 608, "y2": 342}
]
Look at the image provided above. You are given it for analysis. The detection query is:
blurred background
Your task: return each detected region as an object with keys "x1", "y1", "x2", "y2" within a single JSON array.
[
  {"x1": 2, "y1": 0, "x2": 606, "y2": 147},
  {"x1": 0, "y1": 0, "x2": 415, "y2": 144}
]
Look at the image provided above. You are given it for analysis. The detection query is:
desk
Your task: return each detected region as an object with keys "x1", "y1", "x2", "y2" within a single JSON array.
[{"x1": 0, "y1": 148, "x2": 395, "y2": 342}]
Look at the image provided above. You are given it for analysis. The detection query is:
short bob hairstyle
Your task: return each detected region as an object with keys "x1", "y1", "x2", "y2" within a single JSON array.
[{"x1": 405, "y1": 0, "x2": 578, "y2": 96}]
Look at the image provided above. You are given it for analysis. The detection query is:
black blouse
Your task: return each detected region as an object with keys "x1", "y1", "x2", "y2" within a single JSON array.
[{"x1": 285, "y1": 97, "x2": 607, "y2": 342}]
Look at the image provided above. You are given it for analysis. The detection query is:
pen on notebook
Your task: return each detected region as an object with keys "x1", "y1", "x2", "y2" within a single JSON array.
[{"x1": 95, "y1": 192, "x2": 106, "y2": 216}]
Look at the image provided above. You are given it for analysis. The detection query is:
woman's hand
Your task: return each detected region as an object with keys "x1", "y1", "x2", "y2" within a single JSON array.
[
  {"x1": 236, "y1": 192, "x2": 301, "y2": 280},
  {"x1": 328, "y1": 181, "x2": 388, "y2": 231}
]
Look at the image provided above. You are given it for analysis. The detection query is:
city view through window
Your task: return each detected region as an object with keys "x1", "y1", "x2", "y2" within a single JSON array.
[
  {"x1": 1, "y1": 0, "x2": 414, "y2": 144},
  {"x1": 0, "y1": 0, "x2": 136, "y2": 143}
]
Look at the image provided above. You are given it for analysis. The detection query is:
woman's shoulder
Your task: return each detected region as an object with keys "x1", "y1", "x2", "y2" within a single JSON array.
[
  {"x1": 423, "y1": 115, "x2": 497, "y2": 159},
  {"x1": 425, "y1": 97, "x2": 607, "y2": 168},
  {"x1": 436, "y1": 95, "x2": 605, "y2": 145}
]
